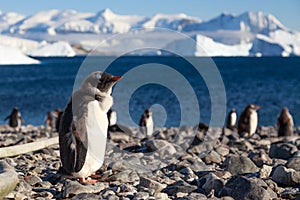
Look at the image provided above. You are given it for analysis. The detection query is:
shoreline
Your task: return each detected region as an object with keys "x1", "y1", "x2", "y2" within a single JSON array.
[{"x1": 1, "y1": 125, "x2": 300, "y2": 199}]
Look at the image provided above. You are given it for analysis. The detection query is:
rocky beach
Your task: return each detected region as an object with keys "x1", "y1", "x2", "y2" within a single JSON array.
[{"x1": 0, "y1": 124, "x2": 300, "y2": 199}]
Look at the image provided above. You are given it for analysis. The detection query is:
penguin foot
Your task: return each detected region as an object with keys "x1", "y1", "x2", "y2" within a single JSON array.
[
  {"x1": 90, "y1": 174, "x2": 101, "y2": 179},
  {"x1": 79, "y1": 177, "x2": 99, "y2": 184}
]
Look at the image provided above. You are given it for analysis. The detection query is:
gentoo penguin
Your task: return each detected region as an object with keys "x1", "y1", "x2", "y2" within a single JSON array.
[
  {"x1": 4, "y1": 107, "x2": 24, "y2": 131},
  {"x1": 238, "y1": 104, "x2": 261, "y2": 135},
  {"x1": 226, "y1": 109, "x2": 237, "y2": 130},
  {"x1": 59, "y1": 71, "x2": 121, "y2": 184},
  {"x1": 45, "y1": 111, "x2": 54, "y2": 130},
  {"x1": 53, "y1": 108, "x2": 63, "y2": 132},
  {"x1": 277, "y1": 107, "x2": 294, "y2": 137},
  {"x1": 139, "y1": 109, "x2": 154, "y2": 137}
]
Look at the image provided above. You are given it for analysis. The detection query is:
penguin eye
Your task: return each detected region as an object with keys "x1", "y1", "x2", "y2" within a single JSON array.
[{"x1": 96, "y1": 73, "x2": 102, "y2": 80}]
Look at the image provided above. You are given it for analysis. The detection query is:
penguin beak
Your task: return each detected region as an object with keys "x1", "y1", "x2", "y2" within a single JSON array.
[
  {"x1": 111, "y1": 76, "x2": 122, "y2": 81},
  {"x1": 255, "y1": 105, "x2": 261, "y2": 110}
]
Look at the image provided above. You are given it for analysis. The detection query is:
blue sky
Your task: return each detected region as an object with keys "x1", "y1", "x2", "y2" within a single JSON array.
[{"x1": 0, "y1": 0, "x2": 299, "y2": 31}]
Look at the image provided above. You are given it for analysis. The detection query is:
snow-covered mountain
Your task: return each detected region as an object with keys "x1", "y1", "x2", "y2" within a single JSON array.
[{"x1": 0, "y1": 9, "x2": 299, "y2": 58}]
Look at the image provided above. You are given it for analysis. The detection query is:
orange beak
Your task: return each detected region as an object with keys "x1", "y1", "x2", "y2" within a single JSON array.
[{"x1": 111, "y1": 76, "x2": 122, "y2": 81}]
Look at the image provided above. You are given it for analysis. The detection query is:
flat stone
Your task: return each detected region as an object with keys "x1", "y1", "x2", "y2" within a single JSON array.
[
  {"x1": 139, "y1": 177, "x2": 167, "y2": 193},
  {"x1": 162, "y1": 180, "x2": 197, "y2": 195},
  {"x1": 155, "y1": 192, "x2": 170, "y2": 200},
  {"x1": 133, "y1": 192, "x2": 149, "y2": 200},
  {"x1": 62, "y1": 180, "x2": 106, "y2": 198},
  {"x1": 203, "y1": 150, "x2": 222, "y2": 164},
  {"x1": 259, "y1": 165, "x2": 273, "y2": 178},
  {"x1": 24, "y1": 174, "x2": 42, "y2": 186}
]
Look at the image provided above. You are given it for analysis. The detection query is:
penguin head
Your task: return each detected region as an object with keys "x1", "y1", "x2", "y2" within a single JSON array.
[
  {"x1": 144, "y1": 109, "x2": 152, "y2": 118},
  {"x1": 82, "y1": 71, "x2": 122, "y2": 96},
  {"x1": 247, "y1": 104, "x2": 261, "y2": 111}
]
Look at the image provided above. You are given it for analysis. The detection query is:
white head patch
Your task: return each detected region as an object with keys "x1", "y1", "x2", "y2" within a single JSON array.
[{"x1": 96, "y1": 73, "x2": 102, "y2": 79}]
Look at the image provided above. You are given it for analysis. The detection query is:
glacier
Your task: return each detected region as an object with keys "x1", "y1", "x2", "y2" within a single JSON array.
[{"x1": 0, "y1": 8, "x2": 299, "y2": 61}]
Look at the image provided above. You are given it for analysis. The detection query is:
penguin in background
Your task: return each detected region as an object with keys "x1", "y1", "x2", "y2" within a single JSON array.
[
  {"x1": 59, "y1": 71, "x2": 121, "y2": 184},
  {"x1": 53, "y1": 108, "x2": 63, "y2": 132},
  {"x1": 226, "y1": 109, "x2": 237, "y2": 130},
  {"x1": 4, "y1": 107, "x2": 24, "y2": 131},
  {"x1": 238, "y1": 104, "x2": 261, "y2": 136},
  {"x1": 139, "y1": 109, "x2": 154, "y2": 137},
  {"x1": 45, "y1": 111, "x2": 54, "y2": 130},
  {"x1": 277, "y1": 107, "x2": 294, "y2": 137},
  {"x1": 107, "y1": 109, "x2": 123, "y2": 132}
]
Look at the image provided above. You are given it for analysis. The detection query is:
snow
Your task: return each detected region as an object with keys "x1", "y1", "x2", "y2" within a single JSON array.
[
  {"x1": 166, "y1": 34, "x2": 252, "y2": 56},
  {"x1": 28, "y1": 41, "x2": 76, "y2": 57},
  {"x1": 0, "y1": 44, "x2": 40, "y2": 64},
  {"x1": 0, "y1": 9, "x2": 299, "y2": 57}
]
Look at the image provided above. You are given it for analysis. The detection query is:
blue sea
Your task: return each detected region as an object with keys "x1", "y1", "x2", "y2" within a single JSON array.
[{"x1": 0, "y1": 56, "x2": 299, "y2": 127}]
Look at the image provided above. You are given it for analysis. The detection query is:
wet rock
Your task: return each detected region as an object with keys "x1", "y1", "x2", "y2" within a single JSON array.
[
  {"x1": 220, "y1": 176, "x2": 277, "y2": 199},
  {"x1": 139, "y1": 176, "x2": 166, "y2": 193},
  {"x1": 271, "y1": 165, "x2": 300, "y2": 186},
  {"x1": 162, "y1": 180, "x2": 197, "y2": 195},
  {"x1": 269, "y1": 142, "x2": 297, "y2": 160},
  {"x1": 286, "y1": 156, "x2": 300, "y2": 171},
  {"x1": 224, "y1": 155, "x2": 259, "y2": 175}
]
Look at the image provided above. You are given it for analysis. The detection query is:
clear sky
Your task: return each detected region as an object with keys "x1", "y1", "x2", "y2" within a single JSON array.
[{"x1": 0, "y1": 0, "x2": 299, "y2": 31}]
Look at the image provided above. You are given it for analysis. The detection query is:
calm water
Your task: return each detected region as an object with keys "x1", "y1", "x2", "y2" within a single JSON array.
[{"x1": 0, "y1": 56, "x2": 299, "y2": 127}]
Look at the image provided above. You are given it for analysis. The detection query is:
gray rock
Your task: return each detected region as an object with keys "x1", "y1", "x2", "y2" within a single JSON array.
[
  {"x1": 215, "y1": 145, "x2": 230, "y2": 157},
  {"x1": 133, "y1": 192, "x2": 149, "y2": 200},
  {"x1": 185, "y1": 192, "x2": 207, "y2": 200},
  {"x1": 154, "y1": 192, "x2": 170, "y2": 200},
  {"x1": 201, "y1": 173, "x2": 225, "y2": 197},
  {"x1": 139, "y1": 177, "x2": 166, "y2": 193},
  {"x1": 146, "y1": 139, "x2": 177, "y2": 157},
  {"x1": 249, "y1": 150, "x2": 272, "y2": 167},
  {"x1": 203, "y1": 150, "x2": 222, "y2": 164},
  {"x1": 71, "y1": 193, "x2": 102, "y2": 200},
  {"x1": 0, "y1": 160, "x2": 19, "y2": 198},
  {"x1": 259, "y1": 165, "x2": 273, "y2": 178},
  {"x1": 269, "y1": 142, "x2": 298, "y2": 160},
  {"x1": 271, "y1": 165, "x2": 300, "y2": 186},
  {"x1": 62, "y1": 180, "x2": 106, "y2": 198},
  {"x1": 107, "y1": 170, "x2": 139, "y2": 183},
  {"x1": 224, "y1": 155, "x2": 259, "y2": 175},
  {"x1": 220, "y1": 176, "x2": 277, "y2": 199},
  {"x1": 286, "y1": 156, "x2": 300, "y2": 171},
  {"x1": 24, "y1": 174, "x2": 43, "y2": 186},
  {"x1": 162, "y1": 180, "x2": 197, "y2": 195},
  {"x1": 178, "y1": 156, "x2": 211, "y2": 172}
]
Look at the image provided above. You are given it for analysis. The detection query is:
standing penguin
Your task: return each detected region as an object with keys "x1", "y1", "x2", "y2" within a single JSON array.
[
  {"x1": 4, "y1": 107, "x2": 24, "y2": 131},
  {"x1": 59, "y1": 71, "x2": 121, "y2": 184},
  {"x1": 53, "y1": 108, "x2": 63, "y2": 132},
  {"x1": 45, "y1": 111, "x2": 54, "y2": 130},
  {"x1": 226, "y1": 108, "x2": 237, "y2": 130},
  {"x1": 238, "y1": 104, "x2": 261, "y2": 135},
  {"x1": 277, "y1": 107, "x2": 294, "y2": 137},
  {"x1": 139, "y1": 109, "x2": 154, "y2": 137}
]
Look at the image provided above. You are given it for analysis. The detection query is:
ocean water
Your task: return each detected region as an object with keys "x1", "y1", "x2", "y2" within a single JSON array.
[{"x1": 0, "y1": 56, "x2": 299, "y2": 127}]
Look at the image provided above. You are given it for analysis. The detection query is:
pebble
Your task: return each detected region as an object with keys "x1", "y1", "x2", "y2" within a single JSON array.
[{"x1": 1, "y1": 125, "x2": 300, "y2": 199}]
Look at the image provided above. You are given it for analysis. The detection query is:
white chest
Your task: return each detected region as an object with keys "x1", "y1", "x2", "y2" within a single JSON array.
[
  {"x1": 109, "y1": 111, "x2": 117, "y2": 126},
  {"x1": 230, "y1": 112, "x2": 237, "y2": 126},
  {"x1": 249, "y1": 111, "x2": 258, "y2": 135},
  {"x1": 146, "y1": 117, "x2": 154, "y2": 136},
  {"x1": 74, "y1": 100, "x2": 108, "y2": 178}
]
